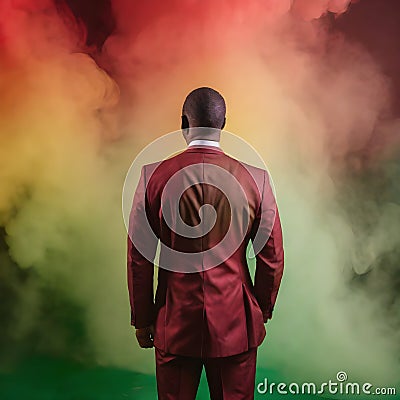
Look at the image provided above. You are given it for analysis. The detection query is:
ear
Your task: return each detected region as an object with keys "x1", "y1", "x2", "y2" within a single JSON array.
[
  {"x1": 221, "y1": 117, "x2": 226, "y2": 130},
  {"x1": 181, "y1": 115, "x2": 189, "y2": 130}
]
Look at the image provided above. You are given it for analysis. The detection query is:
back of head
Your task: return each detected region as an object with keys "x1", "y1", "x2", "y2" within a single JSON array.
[{"x1": 182, "y1": 87, "x2": 226, "y2": 129}]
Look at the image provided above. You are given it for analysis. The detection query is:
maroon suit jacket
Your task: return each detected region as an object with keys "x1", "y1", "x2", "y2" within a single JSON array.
[{"x1": 127, "y1": 144, "x2": 284, "y2": 357}]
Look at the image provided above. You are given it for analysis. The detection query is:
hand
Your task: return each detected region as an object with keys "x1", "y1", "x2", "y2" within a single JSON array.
[
  {"x1": 135, "y1": 325, "x2": 154, "y2": 348},
  {"x1": 263, "y1": 312, "x2": 272, "y2": 324}
]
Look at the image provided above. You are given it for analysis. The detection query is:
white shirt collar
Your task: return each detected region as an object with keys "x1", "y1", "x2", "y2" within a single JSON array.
[{"x1": 188, "y1": 139, "x2": 221, "y2": 148}]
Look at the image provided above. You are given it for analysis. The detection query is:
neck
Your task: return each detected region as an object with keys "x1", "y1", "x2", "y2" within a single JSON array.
[{"x1": 183, "y1": 126, "x2": 221, "y2": 144}]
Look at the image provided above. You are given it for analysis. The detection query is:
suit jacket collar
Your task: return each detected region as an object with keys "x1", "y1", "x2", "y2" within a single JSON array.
[{"x1": 184, "y1": 145, "x2": 224, "y2": 154}]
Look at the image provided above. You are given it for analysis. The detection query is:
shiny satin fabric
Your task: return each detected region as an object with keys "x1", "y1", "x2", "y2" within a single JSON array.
[{"x1": 127, "y1": 145, "x2": 284, "y2": 357}]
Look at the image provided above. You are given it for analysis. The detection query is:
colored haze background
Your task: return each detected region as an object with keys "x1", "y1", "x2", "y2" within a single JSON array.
[{"x1": 1, "y1": 0, "x2": 400, "y2": 398}]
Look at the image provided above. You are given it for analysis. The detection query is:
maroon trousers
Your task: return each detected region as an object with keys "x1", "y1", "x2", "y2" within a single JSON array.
[{"x1": 155, "y1": 346, "x2": 257, "y2": 400}]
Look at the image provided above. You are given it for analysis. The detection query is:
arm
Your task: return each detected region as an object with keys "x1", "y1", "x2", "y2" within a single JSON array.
[
  {"x1": 127, "y1": 166, "x2": 158, "y2": 346},
  {"x1": 251, "y1": 170, "x2": 284, "y2": 323}
]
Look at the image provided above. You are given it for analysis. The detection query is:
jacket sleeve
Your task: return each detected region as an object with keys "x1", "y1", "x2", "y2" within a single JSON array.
[
  {"x1": 127, "y1": 166, "x2": 158, "y2": 329},
  {"x1": 251, "y1": 170, "x2": 284, "y2": 323}
]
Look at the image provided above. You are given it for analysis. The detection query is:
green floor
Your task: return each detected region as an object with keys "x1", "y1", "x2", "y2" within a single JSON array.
[{"x1": 0, "y1": 356, "x2": 398, "y2": 400}]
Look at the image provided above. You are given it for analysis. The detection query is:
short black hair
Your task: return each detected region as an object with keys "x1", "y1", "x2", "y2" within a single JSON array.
[{"x1": 182, "y1": 87, "x2": 226, "y2": 129}]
